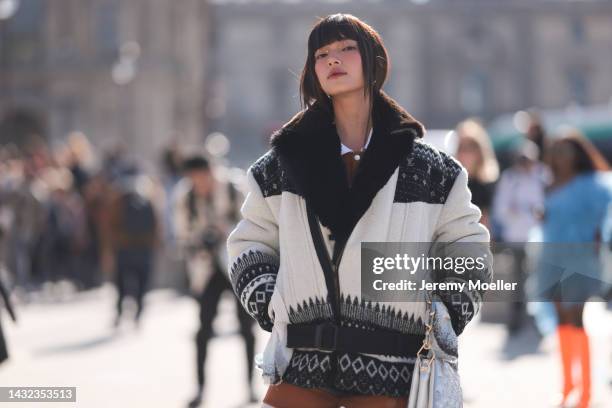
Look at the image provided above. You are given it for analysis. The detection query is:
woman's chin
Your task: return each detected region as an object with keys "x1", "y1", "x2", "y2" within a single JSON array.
[{"x1": 327, "y1": 86, "x2": 366, "y2": 99}]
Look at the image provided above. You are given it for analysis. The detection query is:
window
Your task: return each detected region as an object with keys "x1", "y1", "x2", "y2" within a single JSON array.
[
  {"x1": 95, "y1": 1, "x2": 118, "y2": 60},
  {"x1": 460, "y1": 69, "x2": 488, "y2": 115}
]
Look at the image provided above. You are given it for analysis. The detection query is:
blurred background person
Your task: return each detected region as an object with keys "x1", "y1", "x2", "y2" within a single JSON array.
[
  {"x1": 63, "y1": 132, "x2": 96, "y2": 195},
  {"x1": 161, "y1": 142, "x2": 184, "y2": 194},
  {"x1": 0, "y1": 272, "x2": 17, "y2": 366},
  {"x1": 455, "y1": 118, "x2": 499, "y2": 230},
  {"x1": 533, "y1": 128, "x2": 612, "y2": 408},
  {"x1": 80, "y1": 171, "x2": 110, "y2": 289},
  {"x1": 107, "y1": 166, "x2": 160, "y2": 327},
  {"x1": 492, "y1": 139, "x2": 551, "y2": 334},
  {"x1": 0, "y1": 149, "x2": 19, "y2": 366},
  {"x1": 172, "y1": 155, "x2": 256, "y2": 408},
  {"x1": 5, "y1": 158, "x2": 47, "y2": 298},
  {"x1": 39, "y1": 166, "x2": 88, "y2": 294},
  {"x1": 160, "y1": 142, "x2": 184, "y2": 248},
  {"x1": 525, "y1": 111, "x2": 548, "y2": 163},
  {"x1": 63, "y1": 132, "x2": 103, "y2": 289}
]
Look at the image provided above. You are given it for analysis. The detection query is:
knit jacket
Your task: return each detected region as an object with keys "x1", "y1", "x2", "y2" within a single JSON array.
[{"x1": 227, "y1": 90, "x2": 493, "y2": 397}]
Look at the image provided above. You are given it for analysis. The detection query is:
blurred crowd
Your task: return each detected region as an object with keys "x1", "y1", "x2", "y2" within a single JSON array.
[
  {"x1": 0, "y1": 133, "x2": 159, "y2": 299},
  {"x1": 1, "y1": 114, "x2": 612, "y2": 315},
  {"x1": 454, "y1": 112, "x2": 612, "y2": 306},
  {"x1": 1, "y1": 111, "x2": 612, "y2": 406},
  {"x1": 0, "y1": 132, "x2": 257, "y2": 405},
  {"x1": 453, "y1": 112, "x2": 612, "y2": 408}
]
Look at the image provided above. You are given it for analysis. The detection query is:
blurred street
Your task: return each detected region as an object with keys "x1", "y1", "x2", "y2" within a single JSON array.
[{"x1": 1, "y1": 287, "x2": 611, "y2": 408}]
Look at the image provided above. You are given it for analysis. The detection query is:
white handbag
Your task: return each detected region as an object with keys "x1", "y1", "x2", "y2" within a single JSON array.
[{"x1": 407, "y1": 293, "x2": 463, "y2": 408}]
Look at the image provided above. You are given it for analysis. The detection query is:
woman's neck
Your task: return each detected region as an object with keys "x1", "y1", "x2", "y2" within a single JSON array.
[
  {"x1": 332, "y1": 91, "x2": 372, "y2": 152},
  {"x1": 550, "y1": 171, "x2": 576, "y2": 191}
]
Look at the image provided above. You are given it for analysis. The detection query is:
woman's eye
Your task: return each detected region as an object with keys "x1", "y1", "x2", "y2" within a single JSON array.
[
  {"x1": 343, "y1": 45, "x2": 357, "y2": 51},
  {"x1": 315, "y1": 53, "x2": 327, "y2": 60}
]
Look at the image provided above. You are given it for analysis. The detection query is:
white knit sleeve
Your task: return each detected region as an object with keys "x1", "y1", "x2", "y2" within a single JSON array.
[
  {"x1": 431, "y1": 167, "x2": 493, "y2": 335},
  {"x1": 227, "y1": 168, "x2": 280, "y2": 332}
]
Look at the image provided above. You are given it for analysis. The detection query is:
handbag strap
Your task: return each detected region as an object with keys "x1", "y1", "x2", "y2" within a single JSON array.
[
  {"x1": 306, "y1": 203, "x2": 342, "y2": 320},
  {"x1": 417, "y1": 291, "x2": 436, "y2": 366}
]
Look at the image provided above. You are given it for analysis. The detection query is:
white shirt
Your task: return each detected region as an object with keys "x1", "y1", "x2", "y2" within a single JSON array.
[
  {"x1": 492, "y1": 162, "x2": 551, "y2": 242},
  {"x1": 340, "y1": 128, "x2": 373, "y2": 156}
]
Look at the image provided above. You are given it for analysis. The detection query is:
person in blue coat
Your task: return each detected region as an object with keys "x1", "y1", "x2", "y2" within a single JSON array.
[{"x1": 534, "y1": 127, "x2": 612, "y2": 408}]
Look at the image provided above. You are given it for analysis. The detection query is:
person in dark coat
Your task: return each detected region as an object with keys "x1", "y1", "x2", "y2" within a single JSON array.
[
  {"x1": 0, "y1": 274, "x2": 17, "y2": 365},
  {"x1": 107, "y1": 168, "x2": 160, "y2": 326},
  {"x1": 173, "y1": 156, "x2": 256, "y2": 407}
]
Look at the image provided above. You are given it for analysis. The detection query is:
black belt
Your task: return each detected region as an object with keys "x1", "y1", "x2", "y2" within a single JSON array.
[{"x1": 287, "y1": 322, "x2": 425, "y2": 357}]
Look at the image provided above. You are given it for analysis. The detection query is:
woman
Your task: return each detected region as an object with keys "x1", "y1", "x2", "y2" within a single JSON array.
[
  {"x1": 455, "y1": 119, "x2": 499, "y2": 230},
  {"x1": 227, "y1": 14, "x2": 492, "y2": 407},
  {"x1": 536, "y1": 128, "x2": 612, "y2": 408}
]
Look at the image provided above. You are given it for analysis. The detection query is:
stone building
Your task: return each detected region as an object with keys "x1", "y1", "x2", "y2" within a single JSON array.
[
  {"x1": 2, "y1": 0, "x2": 611, "y2": 168},
  {"x1": 0, "y1": 0, "x2": 211, "y2": 167},
  {"x1": 208, "y1": 0, "x2": 612, "y2": 166}
]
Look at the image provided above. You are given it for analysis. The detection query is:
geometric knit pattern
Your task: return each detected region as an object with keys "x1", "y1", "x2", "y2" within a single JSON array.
[
  {"x1": 282, "y1": 293, "x2": 426, "y2": 396},
  {"x1": 250, "y1": 149, "x2": 297, "y2": 198},
  {"x1": 229, "y1": 249, "x2": 279, "y2": 331},
  {"x1": 287, "y1": 296, "x2": 334, "y2": 324},
  {"x1": 250, "y1": 141, "x2": 462, "y2": 203},
  {"x1": 430, "y1": 245, "x2": 490, "y2": 335},
  {"x1": 434, "y1": 275, "x2": 484, "y2": 336},
  {"x1": 282, "y1": 349, "x2": 416, "y2": 397},
  {"x1": 287, "y1": 295, "x2": 426, "y2": 335},
  {"x1": 241, "y1": 139, "x2": 487, "y2": 395},
  {"x1": 340, "y1": 295, "x2": 426, "y2": 335},
  {"x1": 394, "y1": 141, "x2": 462, "y2": 204}
]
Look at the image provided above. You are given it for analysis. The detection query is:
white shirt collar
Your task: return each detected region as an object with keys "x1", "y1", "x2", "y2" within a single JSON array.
[{"x1": 340, "y1": 128, "x2": 373, "y2": 155}]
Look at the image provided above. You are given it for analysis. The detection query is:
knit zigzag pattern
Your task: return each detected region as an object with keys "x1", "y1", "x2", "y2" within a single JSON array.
[
  {"x1": 288, "y1": 295, "x2": 426, "y2": 335},
  {"x1": 287, "y1": 296, "x2": 334, "y2": 324},
  {"x1": 283, "y1": 295, "x2": 426, "y2": 396},
  {"x1": 340, "y1": 295, "x2": 426, "y2": 334},
  {"x1": 230, "y1": 249, "x2": 279, "y2": 331}
]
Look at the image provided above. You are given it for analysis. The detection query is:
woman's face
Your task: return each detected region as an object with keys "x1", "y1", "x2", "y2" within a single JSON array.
[
  {"x1": 314, "y1": 38, "x2": 364, "y2": 98},
  {"x1": 188, "y1": 168, "x2": 214, "y2": 196},
  {"x1": 549, "y1": 141, "x2": 576, "y2": 178},
  {"x1": 456, "y1": 135, "x2": 482, "y2": 175}
]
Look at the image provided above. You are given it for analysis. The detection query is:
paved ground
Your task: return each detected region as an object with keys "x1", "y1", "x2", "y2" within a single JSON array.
[{"x1": 0, "y1": 285, "x2": 611, "y2": 407}]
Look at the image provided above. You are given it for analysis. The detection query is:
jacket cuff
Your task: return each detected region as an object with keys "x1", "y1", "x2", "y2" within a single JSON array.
[
  {"x1": 230, "y1": 249, "x2": 279, "y2": 332},
  {"x1": 434, "y1": 277, "x2": 482, "y2": 336}
]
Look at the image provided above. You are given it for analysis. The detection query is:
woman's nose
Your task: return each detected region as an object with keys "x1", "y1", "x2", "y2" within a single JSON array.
[{"x1": 327, "y1": 56, "x2": 340, "y2": 66}]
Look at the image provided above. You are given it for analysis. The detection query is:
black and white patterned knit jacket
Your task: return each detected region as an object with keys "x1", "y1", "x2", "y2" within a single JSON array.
[{"x1": 227, "y1": 90, "x2": 493, "y2": 397}]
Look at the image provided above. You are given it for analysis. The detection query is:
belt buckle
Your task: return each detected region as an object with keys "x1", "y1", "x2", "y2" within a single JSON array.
[{"x1": 314, "y1": 322, "x2": 338, "y2": 351}]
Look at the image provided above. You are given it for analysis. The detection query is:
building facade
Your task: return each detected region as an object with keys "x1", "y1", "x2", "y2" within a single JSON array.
[
  {"x1": 0, "y1": 0, "x2": 211, "y2": 166},
  {"x1": 208, "y1": 0, "x2": 612, "y2": 166},
  {"x1": 1, "y1": 1, "x2": 611, "y2": 169}
]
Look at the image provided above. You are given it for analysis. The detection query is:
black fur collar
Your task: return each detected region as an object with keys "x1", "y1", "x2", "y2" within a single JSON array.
[{"x1": 270, "y1": 90, "x2": 425, "y2": 242}]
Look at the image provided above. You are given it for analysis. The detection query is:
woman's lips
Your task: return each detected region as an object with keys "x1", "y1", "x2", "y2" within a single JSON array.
[{"x1": 328, "y1": 72, "x2": 347, "y2": 79}]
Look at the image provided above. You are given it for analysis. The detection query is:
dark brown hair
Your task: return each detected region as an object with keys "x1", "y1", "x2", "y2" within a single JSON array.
[
  {"x1": 299, "y1": 14, "x2": 389, "y2": 112},
  {"x1": 548, "y1": 127, "x2": 610, "y2": 176}
]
